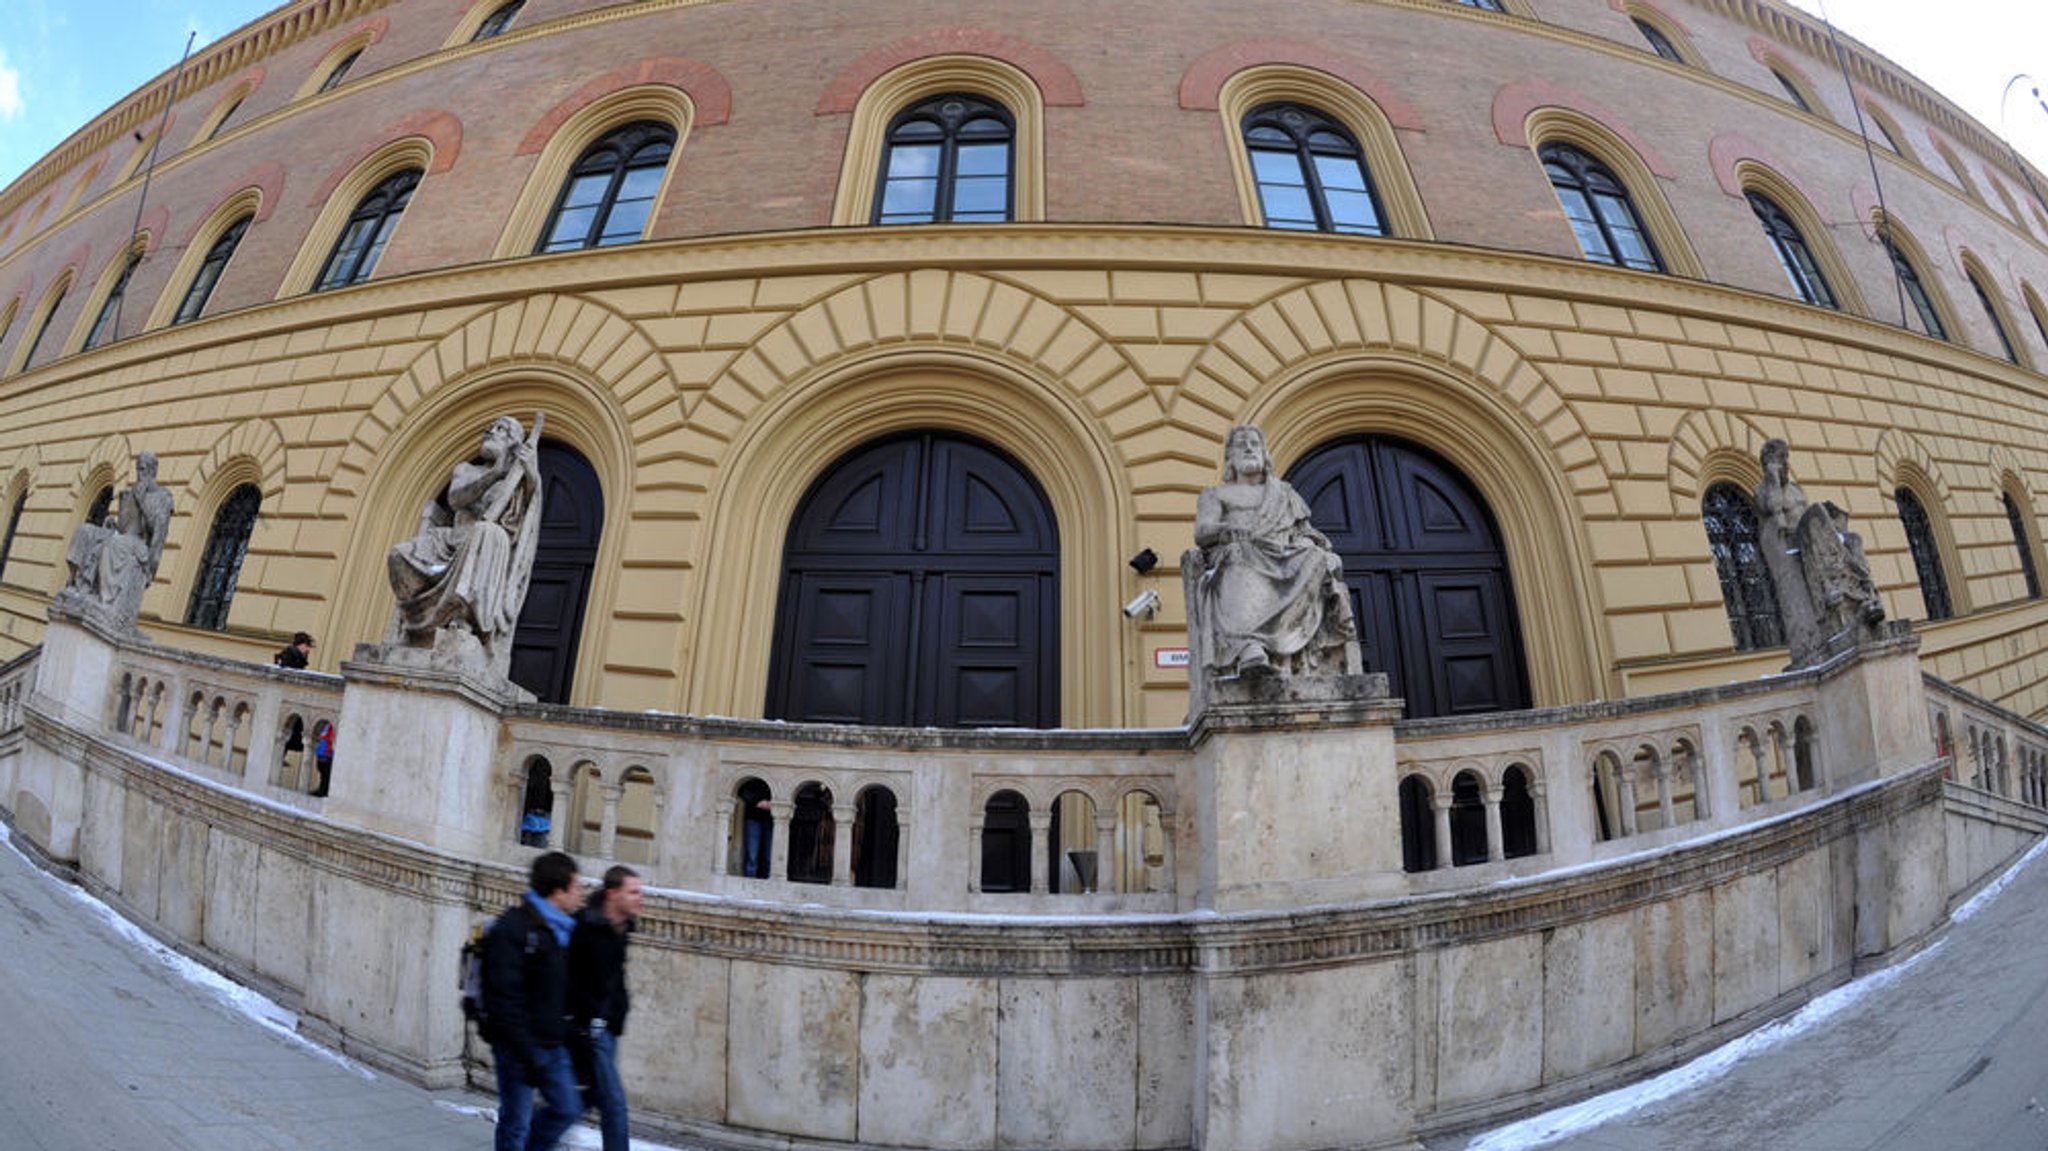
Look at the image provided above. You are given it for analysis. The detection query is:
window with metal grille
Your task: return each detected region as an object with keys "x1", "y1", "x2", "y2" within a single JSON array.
[
  {"x1": 1242, "y1": 103, "x2": 1388, "y2": 235},
  {"x1": 314, "y1": 168, "x2": 420, "y2": 291},
  {"x1": 175, "y1": 215, "x2": 250, "y2": 325},
  {"x1": 1747, "y1": 191, "x2": 1836, "y2": 309},
  {"x1": 1896, "y1": 487, "x2": 1953, "y2": 620},
  {"x1": 536, "y1": 121, "x2": 675, "y2": 252},
  {"x1": 1703, "y1": 482, "x2": 1785, "y2": 650},
  {"x1": 873, "y1": 94, "x2": 1013, "y2": 225},
  {"x1": 1539, "y1": 143, "x2": 1663, "y2": 271},
  {"x1": 2005, "y1": 492, "x2": 2041, "y2": 599},
  {"x1": 185, "y1": 484, "x2": 262, "y2": 631}
]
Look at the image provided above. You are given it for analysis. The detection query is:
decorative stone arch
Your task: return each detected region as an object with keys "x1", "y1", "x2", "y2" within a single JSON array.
[
  {"x1": 293, "y1": 20, "x2": 388, "y2": 101},
  {"x1": 1612, "y1": 0, "x2": 1702, "y2": 67},
  {"x1": 1925, "y1": 132, "x2": 1982, "y2": 202},
  {"x1": 1958, "y1": 248, "x2": 2030, "y2": 367},
  {"x1": 1711, "y1": 148, "x2": 1868, "y2": 315},
  {"x1": 189, "y1": 69, "x2": 265, "y2": 147},
  {"x1": 495, "y1": 61, "x2": 730, "y2": 257},
  {"x1": 1854, "y1": 95, "x2": 1916, "y2": 164},
  {"x1": 1979, "y1": 164, "x2": 2025, "y2": 228},
  {"x1": 0, "y1": 448, "x2": 36, "y2": 590},
  {"x1": 325, "y1": 326, "x2": 640, "y2": 698},
  {"x1": 7, "y1": 266, "x2": 78, "y2": 375},
  {"x1": 1188, "y1": 278, "x2": 1605, "y2": 705},
  {"x1": 2021, "y1": 283, "x2": 2048, "y2": 355},
  {"x1": 1205, "y1": 60, "x2": 1433, "y2": 240},
  {"x1": 58, "y1": 155, "x2": 107, "y2": 221},
  {"x1": 445, "y1": 0, "x2": 527, "y2": 47},
  {"x1": 277, "y1": 127, "x2": 455, "y2": 296},
  {"x1": 825, "y1": 52, "x2": 1058, "y2": 225},
  {"x1": 159, "y1": 420, "x2": 288, "y2": 616},
  {"x1": 1747, "y1": 43, "x2": 1825, "y2": 118},
  {"x1": 0, "y1": 293, "x2": 21, "y2": 349},
  {"x1": 687, "y1": 273, "x2": 1135, "y2": 723},
  {"x1": 1877, "y1": 427, "x2": 1968, "y2": 617},
  {"x1": 1511, "y1": 102, "x2": 1705, "y2": 278},
  {"x1": 1667, "y1": 407, "x2": 1775, "y2": 503},
  {"x1": 1865, "y1": 211, "x2": 1963, "y2": 340},
  {"x1": 144, "y1": 180, "x2": 275, "y2": 330},
  {"x1": 64, "y1": 230, "x2": 155, "y2": 354}
]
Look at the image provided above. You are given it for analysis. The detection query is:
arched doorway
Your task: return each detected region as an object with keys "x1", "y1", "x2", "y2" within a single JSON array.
[
  {"x1": 1287, "y1": 436, "x2": 1530, "y2": 718},
  {"x1": 767, "y1": 432, "x2": 1059, "y2": 728},
  {"x1": 508, "y1": 441, "x2": 602, "y2": 704}
]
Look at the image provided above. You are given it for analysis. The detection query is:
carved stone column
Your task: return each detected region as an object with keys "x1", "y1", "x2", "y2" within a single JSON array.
[
  {"x1": 712, "y1": 799, "x2": 735, "y2": 874},
  {"x1": 1432, "y1": 793, "x2": 1453, "y2": 870},
  {"x1": 1093, "y1": 813, "x2": 1117, "y2": 894},
  {"x1": 598, "y1": 782, "x2": 623, "y2": 859},
  {"x1": 1483, "y1": 784, "x2": 1505, "y2": 863},
  {"x1": 1028, "y1": 811, "x2": 1052, "y2": 894},
  {"x1": 893, "y1": 815, "x2": 913, "y2": 892},
  {"x1": 768, "y1": 800, "x2": 794, "y2": 881},
  {"x1": 968, "y1": 816, "x2": 985, "y2": 893},
  {"x1": 831, "y1": 802, "x2": 856, "y2": 886},
  {"x1": 548, "y1": 777, "x2": 570, "y2": 851}
]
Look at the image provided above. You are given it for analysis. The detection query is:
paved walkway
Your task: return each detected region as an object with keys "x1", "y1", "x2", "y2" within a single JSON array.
[{"x1": 4, "y1": 823, "x2": 2048, "y2": 1151}]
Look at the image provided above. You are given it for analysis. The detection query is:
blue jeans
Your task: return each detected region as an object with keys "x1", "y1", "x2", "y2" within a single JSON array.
[
  {"x1": 493, "y1": 1043, "x2": 582, "y2": 1151},
  {"x1": 743, "y1": 818, "x2": 770, "y2": 878},
  {"x1": 584, "y1": 1026, "x2": 629, "y2": 1151}
]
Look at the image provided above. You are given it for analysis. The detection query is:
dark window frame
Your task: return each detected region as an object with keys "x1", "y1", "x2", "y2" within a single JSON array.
[
  {"x1": 84, "y1": 249, "x2": 144, "y2": 350},
  {"x1": 1703, "y1": 481, "x2": 1786, "y2": 651},
  {"x1": 472, "y1": 0, "x2": 524, "y2": 41},
  {"x1": 175, "y1": 215, "x2": 251, "y2": 325},
  {"x1": 1896, "y1": 486, "x2": 1953, "y2": 620},
  {"x1": 2005, "y1": 491, "x2": 2042, "y2": 599},
  {"x1": 873, "y1": 93, "x2": 1015, "y2": 226},
  {"x1": 318, "y1": 49, "x2": 362, "y2": 94},
  {"x1": 1632, "y1": 17, "x2": 1684, "y2": 62},
  {"x1": 1883, "y1": 237, "x2": 1948, "y2": 340},
  {"x1": 1968, "y1": 272, "x2": 2020, "y2": 364},
  {"x1": 1747, "y1": 191, "x2": 1837, "y2": 309},
  {"x1": 184, "y1": 483, "x2": 263, "y2": 631},
  {"x1": 314, "y1": 168, "x2": 421, "y2": 292},
  {"x1": 1770, "y1": 68, "x2": 1812, "y2": 113},
  {"x1": 535, "y1": 121, "x2": 677, "y2": 253},
  {"x1": 1539, "y1": 142, "x2": 1664, "y2": 271},
  {"x1": 20, "y1": 284, "x2": 68, "y2": 370},
  {"x1": 1242, "y1": 102, "x2": 1390, "y2": 236}
]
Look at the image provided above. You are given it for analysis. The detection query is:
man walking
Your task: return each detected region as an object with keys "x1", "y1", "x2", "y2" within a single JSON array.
[
  {"x1": 484, "y1": 851, "x2": 584, "y2": 1151},
  {"x1": 570, "y1": 865, "x2": 643, "y2": 1151}
]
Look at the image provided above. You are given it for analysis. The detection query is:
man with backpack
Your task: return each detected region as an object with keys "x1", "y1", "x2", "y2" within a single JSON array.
[{"x1": 482, "y1": 851, "x2": 584, "y2": 1151}]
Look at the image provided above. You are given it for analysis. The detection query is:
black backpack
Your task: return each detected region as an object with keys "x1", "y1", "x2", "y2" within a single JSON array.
[{"x1": 459, "y1": 905, "x2": 538, "y2": 1032}]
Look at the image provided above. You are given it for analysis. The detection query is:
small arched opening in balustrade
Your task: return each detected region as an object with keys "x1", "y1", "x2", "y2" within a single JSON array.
[
  {"x1": 981, "y1": 790, "x2": 1031, "y2": 893},
  {"x1": 1114, "y1": 789, "x2": 1168, "y2": 892},
  {"x1": 277, "y1": 713, "x2": 308, "y2": 790},
  {"x1": 185, "y1": 691, "x2": 210, "y2": 760},
  {"x1": 1932, "y1": 710, "x2": 1953, "y2": 778},
  {"x1": 853, "y1": 785, "x2": 900, "y2": 889},
  {"x1": 567, "y1": 762, "x2": 604, "y2": 855},
  {"x1": 308, "y1": 719, "x2": 335, "y2": 796},
  {"x1": 1398, "y1": 774, "x2": 1437, "y2": 872},
  {"x1": 1735, "y1": 727, "x2": 1763, "y2": 808},
  {"x1": 1669, "y1": 737, "x2": 1703, "y2": 822},
  {"x1": 1792, "y1": 717, "x2": 1817, "y2": 792},
  {"x1": 1450, "y1": 770, "x2": 1488, "y2": 866},
  {"x1": 1501, "y1": 764, "x2": 1538, "y2": 859},
  {"x1": 1591, "y1": 751, "x2": 1626, "y2": 841},
  {"x1": 788, "y1": 782, "x2": 835, "y2": 885},
  {"x1": 731, "y1": 778, "x2": 773, "y2": 879},
  {"x1": 614, "y1": 766, "x2": 658, "y2": 864},
  {"x1": 1048, "y1": 790, "x2": 1098, "y2": 893},
  {"x1": 227, "y1": 702, "x2": 253, "y2": 775},
  {"x1": 519, "y1": 757, "x2": 554, "y2": 846}
]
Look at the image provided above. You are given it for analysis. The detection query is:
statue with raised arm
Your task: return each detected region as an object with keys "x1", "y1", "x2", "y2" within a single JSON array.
[
  {"x1": 54, "y1": 451, "x2": 174, "y2": 634},
  {"x1": 385, "y1": 415, "x2": 543, "y2": 678},
  {"x1": 1185, "y1": 425, "x2": 1361, "y2": 688}
]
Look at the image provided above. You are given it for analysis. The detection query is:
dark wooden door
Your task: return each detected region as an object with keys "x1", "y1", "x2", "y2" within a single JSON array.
[
  {"x1": 768, "y1": 432, "x2": 1059, "y2": 728},
  {"x1": 1288, "y1": 436, "x2": 1529, "y2": 718},
  {"x1": 509, "y1": 441, "x2": 602, "y2": 705}
]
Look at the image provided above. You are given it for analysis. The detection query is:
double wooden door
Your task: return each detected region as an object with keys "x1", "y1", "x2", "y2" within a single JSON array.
[
  {"x1": 1287, "y1": 436, "x2": 1530, "y2": 719},
  {"x1": 768, "y1": 433, "x2": 1060, "y2": 728},
  {"x1": 508, "y1": 442, "x2": 602, "y2": 705}
]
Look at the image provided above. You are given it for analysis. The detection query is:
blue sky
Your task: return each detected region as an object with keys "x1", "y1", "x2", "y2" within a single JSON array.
[{"x1": 0, "y1": 1, "x2": 2043, "y2": 192}]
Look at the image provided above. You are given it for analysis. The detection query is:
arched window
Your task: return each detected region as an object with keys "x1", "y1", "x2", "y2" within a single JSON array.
[
  {"x1": 1398, "y1": 775, "x2": 1436, "y2": 873},
  {"x1": 535, "y1": 121, "x2": 676, "y2": 253},
  {"x1": 1793, "y1": 717, "x2": 1818, "y2": 791},
  {"x1": 0, "y1": 489, "x2": 24, "y2": 585},
  {"x1": 1449, "y1": 770, "x2": 1488, "y2": 865},
  {"x1": 472, "y1": 0, "x2": 523, "y2": 41},
  {"x1": 185, "y1": 483, "x2": 262, "y2": 630},
  {"x1": 1451, "y1": 0, "x2": 1506, "y2": 9},
  {"x1": 788, "y1": 782, "x2": 834, "y2": 884},
  {"x1": 519, "y1": 757, "x2": 554, "y2": 845},
  {"x1": 1747, "y1": 192, "x2": 1836, "y2": 309},
  {"x1": 615, "y1": 767, "x2": 657, "y2": 864},
  {"x1": 1501, "y1": 765, "x2": 1538, "y2": 859},
  {"x1": 1539, "y1": 143, "x2": 1663, "y2": 271},
  {"x1": 733, "y1": 778, "x2": 772, "y2": 878},
  {"x1": 853, "y1": 785, "x2": 900, "y2": 889},
  {"x1": 313, "y1": 168, "x2": 420, "y2": 291},
  {"x1": 980, "y1": 790, "x2": 1030, "y2": 893},
  {"x1": 1114, "y1": 791, "x2": 1168, "y2": 893},
  {"x1": 86, "y1": 485, "x2": 114, "y2": 529},
  {"x1": 203, "y1": 97, "x2": 246, "y2": 143},
  {"x1": 1967, "y1": 270, "x2": 2020, "y2": 364},
  {"x1": 318, "y1": 49, "x2": 362, "y2": 94},
  {"x1": 174, "y1": 215, "x2": 251, "y2": 325},
  {"x1": 1882, "y1": 236, "x2": 1947, "y2": 340},
  {"x1": 2005, "y1": 492, "x2": 2041, "y2": 599},
  {"x1": 1768, "y1": 68, "x2": 1812, "y2": 113},
  {"x1": 874, "y1": 94, "x2": 1013, "y2": 225},
  {"x1": 84, "y1": 248, "x2": 144, "y2": 350},
  {"x1": 1241, "y1": 103, "x2": 1387, "y2": 235},
  {"x1": 1702, "y1": 482, "x2": 1784, "y2": 650},
  {"x1": 18, "y1": 279, "x2": 70, "y2": 371},
  {"x1": 1632, "y1": 18, "x2": 1683, "y2": 62},
  {"x1": 1048, "y1": 790, "x2": 1097, "y2": 894},
  {"x1": 1895, "y1": 487, "x2": 1952, "y2": 620}
]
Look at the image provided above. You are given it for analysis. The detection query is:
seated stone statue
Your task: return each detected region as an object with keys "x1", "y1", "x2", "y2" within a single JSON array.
[
  {"x1": 1753, "y1": 438, "x2": 1886, "y2": 667},
  {"x1": 385, "y1": 415, "x2": 543, "y2": 677},
  {"x1": 55, "y1": 452, "x2": 174, "y2": 634},
  {"x1": 1186, "y1": 425, "x2": 1360, "y2": 682}
]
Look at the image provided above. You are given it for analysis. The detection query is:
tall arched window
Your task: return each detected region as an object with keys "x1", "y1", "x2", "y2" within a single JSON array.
[
  {"x1": 1632, "y1": 18, "x2": 1683, "y2": 62},
  {"x1": 2005, "y1": 491, "x2": 2041, "y2": 599},
  {"x1": 787, "y1": 782, "x2": 834, "y2": 884},
  {"x1": 1449, "y1": 771, "x2": 1488, "y2": 865},
  {"x1": 1967, "y1": 270, "x2": 2020, "y2": 364},
  {"x1": 0, "y1": 489, "x2": 25, "y2": 585},
  {"x1": 1702, "y1": 481, "x2": 1784, "y2": 650},
  {"x1": 472, "y1": 0, "x2": 523, "y2": 41},
  {"x1": 1895, "y1": 487, "x2": 1953, "y2": 620},
  {"x1": 1768, "y1": 68, "x2": 1812, "y2": 113},
  {"x1": 980, "y1": 790, "x2": 1031, "y2": 892},
  {"x1": 18, "y1": 280, "x2": 70, "y2": 371},
  {"x1": 1242, "y1": 103, "x2": 1387, "y2": 235},
  {"x1": 1747, "y1": 192, "x2": 1836, "y2": 309},
  {"x1": 174, "y1": 215, "x2": 251, "y2": 325},
  {"x1": 318, "y1": 50, "x2": 362, "y2": 94},
  {"x1": 535, "y1": 121, "x2": 676, "y2": 253},
  {"x1": 84, "y1": 248, "x2": 144, "y2": 350},
  {"x1": 853, "y1": 785, "x2": 900, "y2": 889},
  {"x1": 185, "y1": 483, "x2": 262, "y2": 630},
  {"x1": 85, "y1": 486, "x2": 114, "y2": 531},
  {"x1": 1539, "y1": 143, "x2": 1663, "y2": 271},
  {"x1": 1882, "y1": 237, "x2": 1947, "y2": 340},
  {"x1": 874, "y1": 94, "x2": 1013, "y2": 225},
  {"x1": 313, "y1": 168, "x2": 420, "y2": 291},
  {"x1": 1501, "y1": 765, "x2": 1538, "y2": 859}
]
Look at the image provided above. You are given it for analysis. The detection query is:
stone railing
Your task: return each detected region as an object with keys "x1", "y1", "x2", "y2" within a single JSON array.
[
  {"x1": 0, "y1": 646, "x2": 37, "y2": 740},
  {"x1": 1925, "y1": 676, "x2": 2048, "y2": 807}
]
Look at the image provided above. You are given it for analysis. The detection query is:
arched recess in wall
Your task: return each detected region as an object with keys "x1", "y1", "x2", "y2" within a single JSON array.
[
  {"x1": 325, "y1": 305, "x2": 640, "y2": 707},
  {"x1": 1504, "y1": 98, "x2": 1704, "y2": 279},
  {"x1": 826, "y1": 53, "x2": 1056, "y2": 225},
  {"x1": 1211, "y1": 63, "x2": 1433, "y2": 239},
  {"x1": 158, "y1": 420, "x2": 288, "y2": 632},
  {"x1": 1875, "y1": 427, "x2": 1967, "y2": 619},
  {"x1": 692, "y1": 347, "x2": 1129, "y2": 725},
  {"x1": 494, "y1": 81, "x2": 701, "y2": 258},
  {"x1": 6, "y1": 268, "x2": 77, "y2": 375},
  {"x1": 1199, "y1": 279, "x2": 1607, "y2": 705}
]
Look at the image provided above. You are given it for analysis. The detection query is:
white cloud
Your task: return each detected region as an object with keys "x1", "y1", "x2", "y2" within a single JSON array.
[{"x1": 0, "y1": 48, "x2": 24, "y2": 122}]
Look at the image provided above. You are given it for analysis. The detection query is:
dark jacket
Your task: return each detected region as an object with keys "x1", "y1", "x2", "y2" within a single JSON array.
[
  {"x1": 567, "y1": 903, "x2": 632, "y2": 1036},
  {"x1": 481, "y1": 899, "x2": 572, "y2": 1060},
  {"x1": 273, "y1": 644, "x2": 308, "y2": 669}
]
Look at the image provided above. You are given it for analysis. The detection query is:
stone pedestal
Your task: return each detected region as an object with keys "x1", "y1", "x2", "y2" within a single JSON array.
[
  {"x1": 1184, "y1": 672, "x2": 1400, "y2": 912},
  {"x1": 12, "y1": 614, "x2": 122, "y2": 861},
  {"x1": 1814, "y1": 622, "x2": 1932, "y2": 787},
  {"x1": 328, "y1": 637, "x2": 529, "y2": 855}
]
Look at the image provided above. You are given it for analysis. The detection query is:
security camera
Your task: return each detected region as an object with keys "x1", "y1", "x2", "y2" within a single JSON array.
[{"x1": 1123, "y1": 589, "x2": 1160, "y2": 619}]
